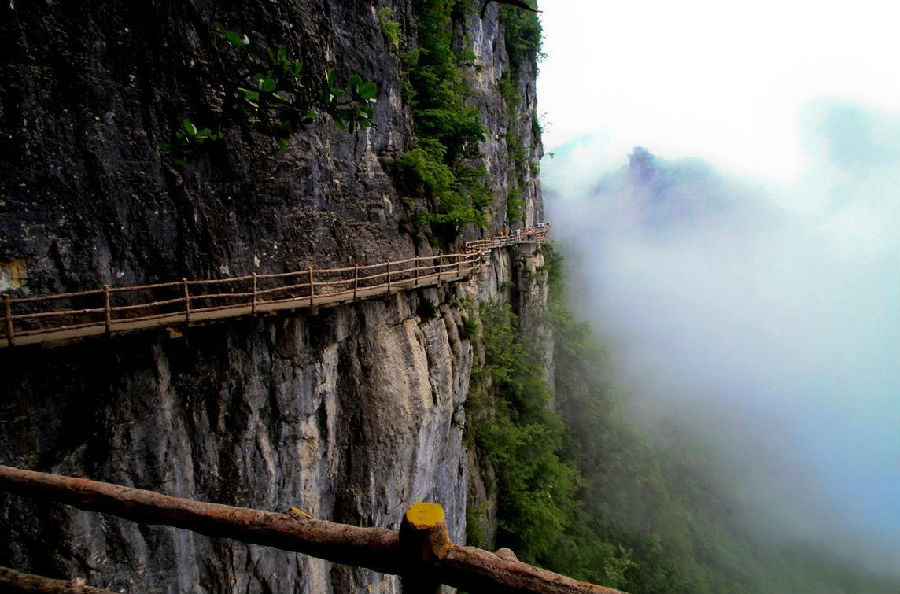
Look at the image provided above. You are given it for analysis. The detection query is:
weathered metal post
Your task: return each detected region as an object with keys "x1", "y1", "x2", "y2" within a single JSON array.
[
  {"x1": 103, "y1": 284, "x2": 111, "y2": 335},
  {"x1": 399, "y1": 503, "x2": 452, "y2": 594},
  {"x1": 251, "y1": 272, "x2": 258, "y2": 314},
  {"x1": 182, "y1": 278, "x2": 191, "y2": 324},
  {"x1": 353, "y1": 264, "x2": 359, "y2": 299},
  {"x1": 308, "y1": 266, "x2": 315, "y2": 306},
  {"x1": 3, "y1": 294, "x2": 14, "y2": 347}
]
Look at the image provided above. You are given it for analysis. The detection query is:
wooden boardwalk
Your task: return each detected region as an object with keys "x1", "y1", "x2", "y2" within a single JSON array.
[{"x1": 1, "y1": 227, "x2": 549, "y2": 349}]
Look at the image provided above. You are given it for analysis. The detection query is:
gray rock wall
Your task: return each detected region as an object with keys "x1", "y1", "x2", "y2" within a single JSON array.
[
  {"x1": 1, "y1": 286, "x2": 472, "y2": 594},
  {"x1": 0, "y1": 1, "x2": 548, "y2": 591}
]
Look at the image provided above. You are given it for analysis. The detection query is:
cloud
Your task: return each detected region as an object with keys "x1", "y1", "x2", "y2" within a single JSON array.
[{"x1": 541, "y1": 99, "x2": 900, "y2": 574}]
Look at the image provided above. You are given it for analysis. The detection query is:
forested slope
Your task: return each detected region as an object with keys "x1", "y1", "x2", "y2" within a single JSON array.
[{"x1": 467, "y1": 244, "x2": 900, "y2": 594}]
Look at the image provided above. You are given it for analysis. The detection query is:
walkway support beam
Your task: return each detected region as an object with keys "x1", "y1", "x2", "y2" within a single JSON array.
[
  {"x1": 103, "y1": 285, "x2": 111, "y2": 335},
  {"x1": 182, "y1": 278, "x2": 191, "y2": 325}
]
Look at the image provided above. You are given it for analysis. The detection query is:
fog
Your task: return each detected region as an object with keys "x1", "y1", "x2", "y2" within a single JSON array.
[{"x1": 541, "y1": 100, "x2": 900, "y2": 574}]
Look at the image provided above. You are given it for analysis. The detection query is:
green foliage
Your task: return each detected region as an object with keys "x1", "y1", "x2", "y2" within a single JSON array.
[
  {"x1": 461, "y1": 314, "x2": 480, "y2": 340},
  {"x1": 499, "y1": 2, "x2": 543, "y2": 72},
  {"x1": 497, "y1": 71, "x2": 520, "y2": 109},
  {"x1": 159, "y1": 26, "x2": 379, "y2": 162},
  {"x1": 397, "y1": 0, "x2": 490, "y2": 243},
  {"x1": 466, "y1": 504, "x2": 487, "y2": 547},
  {"x1": 396, "y1": 144, "x2": 454, "y2": 196},
  {"x1": 220, "y1": 27, "x2": 377, "y2": 147},
  {"x1": 506, "y1": 185, "x2": 524, "y2": 223},
  {"x1": 500, "y1": 96, "x2": 531, "y2": 223},
  {"x1": 469, "y1": 302, "x2": 579, "y2": 562},
  {"x1": 495, "y1": 4, "x2": 542, "y2": 224},
  {"x1": 157, "y1": 118, "x2": 221, "y2": 164},
  {"x1": 378, "y1": 7, "x2": 402, "y2": 46}
]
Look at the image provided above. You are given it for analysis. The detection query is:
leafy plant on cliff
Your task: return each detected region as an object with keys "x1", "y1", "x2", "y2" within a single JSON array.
[
  {"x1": 397, "y1": 0, "x2": 490, "y2": 245},
  {"x1": 468, "y1": 302, "x2": 579, "y2": 561},
  {"x1": 378, "y1": 7, "x2": 403, "y2": 46},
  {"x1": 159, "y1": 26, "x2": 379, "y2": 162},
  {"x1": 158, "y1": 118, "x2": 222, "y2": 164},
  {"x1": 497, "y1": 13, "x2": 539, "y2": 226},
  {"x1": 219, "y1": 26, "x2": 377, "y2": 148},
  {"x1": 499, "y1": 1, "x2": 543, "y2": 72}
]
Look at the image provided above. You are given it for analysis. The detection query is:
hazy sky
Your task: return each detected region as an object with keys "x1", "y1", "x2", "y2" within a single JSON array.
[
  {"x1": 537, "y1": 0, "x2": 900, "y2": 576},
  {"x1": 539, "y1": 0, "x2": 900, "y2": 184}
]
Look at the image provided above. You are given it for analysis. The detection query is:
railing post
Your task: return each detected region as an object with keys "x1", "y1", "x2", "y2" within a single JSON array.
[
  {"x1": 399, "y1": 503, "x2": 451, "y2": 594},
  {"x1": 414, "y1": 257, "x2": 419, "y2": 287},
  {"x1": 103, "y1": 284, "x2": 111, "y2": 335},
  {"x1": 386, "y1": 260, "x2": 391, "y2": 295},
  {"x1": 353, "y1": 265, "x2": 359, "y2": 299},
  {"x1": 436, "y1": 254, "x2": 441, "y2": 284},
  {"x1": 457, "y1": 254, "x2": 462, "y2": 276},
  {"x1": 3, "y1": 294, "x2": 14, "y2": 347},
  {"x1": 251, "y1": 273, "x2": 258, "y2": 314},
  {"x1": 308, "y1": 266, "x2": 314, "y2": 306},
  {"x1": 182, "y1": 278, "x2": 191, "y2": 324}
]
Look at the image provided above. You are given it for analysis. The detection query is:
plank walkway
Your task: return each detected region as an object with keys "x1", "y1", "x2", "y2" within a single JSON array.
[{"x1": 1, "y1": 226, "x2": 549, "y2": 349}]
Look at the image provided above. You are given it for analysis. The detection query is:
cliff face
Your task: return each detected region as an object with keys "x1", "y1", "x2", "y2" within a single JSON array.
[{"x1": 0, "y1": 1, "x2": 547, "y2": 592}]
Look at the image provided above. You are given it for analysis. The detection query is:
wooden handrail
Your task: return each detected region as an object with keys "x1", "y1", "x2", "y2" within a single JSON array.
[
  {"x1": 0, "y1": 228, "x2": 547, "y2": 349},
  {"x1": 0, "y1": 565, "x2": 117, "y2": 593},
  {"x1": 0, "y1": 465, "x2": 620, "y2": 594}
]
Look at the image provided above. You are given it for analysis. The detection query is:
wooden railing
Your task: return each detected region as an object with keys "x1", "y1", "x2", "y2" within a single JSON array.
[
  {"x1": 0, "y1": 252, "x2": 480, "y2": 348},
  {"x1": 0, "y1": 226, "x2": 549, "y2": 349},
  {"x1": 0, "y1": 465, "x2": 620, "y2": 594},
  {"x1": 464, "y1": 224, "x2": 550, "y2": 253}
]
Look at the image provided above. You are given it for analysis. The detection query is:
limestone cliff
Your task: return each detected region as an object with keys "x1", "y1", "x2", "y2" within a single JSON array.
[{"x1": 0, "y1": 1, "x2": 547, "y2": 592}]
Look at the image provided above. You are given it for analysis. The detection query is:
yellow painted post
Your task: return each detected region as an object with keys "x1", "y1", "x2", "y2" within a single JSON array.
[
  {"x1": 251, "y1": 272, "x2": 258, "y2": 314},
  {"x1": 103, "y1": 284, "x2": 111, "y2": 335},
  {"x1": 308, "y1": 266, "x2": 314, "y2": 306},
  {"x1": 399, "y1": 503, "x2": 452, "y2": 594},
  {"x1": 182, "y1": 278, "x2": 191, "y2": 324},
  {"x1": 3, "y1": 294, "x2": 14, "y2": 347}
]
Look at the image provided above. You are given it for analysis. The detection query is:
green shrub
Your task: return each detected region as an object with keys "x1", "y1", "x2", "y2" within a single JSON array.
[
  {"x1": 461, "y1": 315, "x2": 480, "y2": 339},
  {"x1": 466, "y1": 504, "x2": 487, "y2": 546},
  {"x1": 469, "y1": 302, "x2": 579, "y2": 562},
  {"x1": 500, "y1": 3, "x2": 543, "y2": 72},
  {"x1": 396, "y1": 145, "x2": 454, "y2": 196},
  {"x1": 378, "y1": 7, "x2": 402, "y2": 45},
  {"x1": 498, "y1": 71, "x2": 521, "y2": 109},
  {"x1": 397, "y1": 0, "x2": 491, "y2": 243},
  {"x1": 158, "y1": 118, "x2": 221, "y2": 164},
  {"x1": 506, "y1": 186, "x2": 524, "y2": 223},
  {"x1": 223, "y1": 25, "x2": 377, "y2": 146}
]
